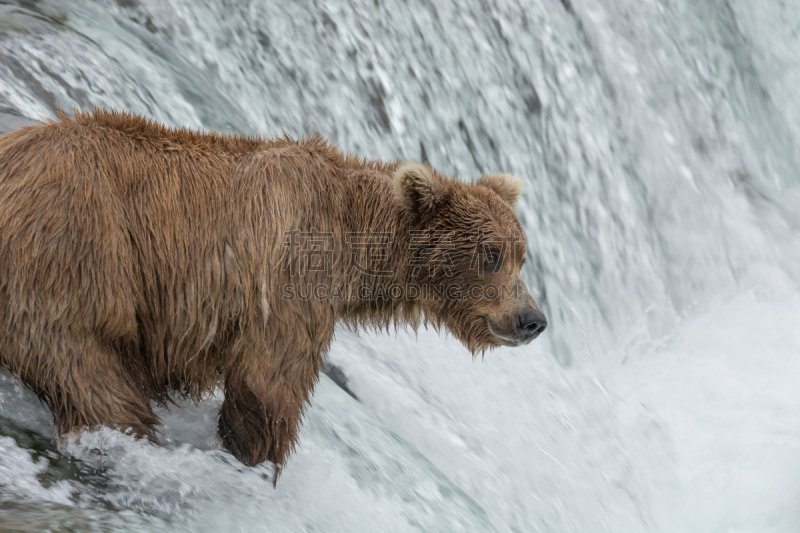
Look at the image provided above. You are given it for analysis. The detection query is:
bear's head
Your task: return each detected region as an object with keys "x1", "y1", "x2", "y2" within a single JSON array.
[{"x1": 394, "y1": 163, "x2": 546, "y2": 353}]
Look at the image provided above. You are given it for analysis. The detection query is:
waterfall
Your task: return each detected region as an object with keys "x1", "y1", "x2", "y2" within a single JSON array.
[{"x1": 1, "y1": 1, "x2": 798, "y2": 531}]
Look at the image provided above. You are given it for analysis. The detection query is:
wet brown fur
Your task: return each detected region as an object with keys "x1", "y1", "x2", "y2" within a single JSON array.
[{"x1": 0, "y1": 108, "x2": 539, "y2": 475}]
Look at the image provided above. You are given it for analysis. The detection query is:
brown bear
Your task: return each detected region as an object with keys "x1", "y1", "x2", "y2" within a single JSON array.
[{"x1": 0, "y1": 108, "x2": 545, "y2": 477}]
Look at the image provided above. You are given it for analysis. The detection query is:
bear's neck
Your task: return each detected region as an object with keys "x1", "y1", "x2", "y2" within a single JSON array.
[{"x1": 337, "y1": 167, "x2": 419, "y2": 319}]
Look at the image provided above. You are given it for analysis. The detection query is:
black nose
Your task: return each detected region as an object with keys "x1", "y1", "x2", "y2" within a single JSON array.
[{"x1": 516, "y1": 309, "x2": 547, "y2": 339}]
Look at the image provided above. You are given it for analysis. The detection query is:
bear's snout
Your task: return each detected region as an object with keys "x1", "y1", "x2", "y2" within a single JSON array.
[{"x1": 516, "y1": 309, "x2": 547, "y2": 341}]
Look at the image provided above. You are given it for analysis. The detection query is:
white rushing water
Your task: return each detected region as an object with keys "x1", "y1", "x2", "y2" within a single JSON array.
[{"x1": 1, "y1": 0, "x2": 799, "y2": 531}]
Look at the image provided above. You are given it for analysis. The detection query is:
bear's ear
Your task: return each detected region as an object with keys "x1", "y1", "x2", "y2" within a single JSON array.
[
  {"x1": 393, "y1": 162, "x2": 448, "y2": 213},
  {"x1": 476, "y1": 173, "x2": 524, "y2": 208}
]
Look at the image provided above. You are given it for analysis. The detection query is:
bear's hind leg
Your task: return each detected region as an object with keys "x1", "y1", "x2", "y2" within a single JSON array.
[{"x1": 21, "y1": 334, "x2": 159, "y2": 442}]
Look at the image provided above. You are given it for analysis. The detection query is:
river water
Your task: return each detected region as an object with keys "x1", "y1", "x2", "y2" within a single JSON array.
[{"x1": 1, "y1": 1, "x2": 799, "y2": 531}]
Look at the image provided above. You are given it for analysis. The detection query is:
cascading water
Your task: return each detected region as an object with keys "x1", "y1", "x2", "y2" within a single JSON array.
[{"x1": 0, "y1": 1, "x2": 798, "y2": 531}]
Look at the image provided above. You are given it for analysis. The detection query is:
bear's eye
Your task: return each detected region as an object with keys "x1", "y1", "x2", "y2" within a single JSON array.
[{"x1": 484, "y1": 252, "x2": 502, "y2": 272}]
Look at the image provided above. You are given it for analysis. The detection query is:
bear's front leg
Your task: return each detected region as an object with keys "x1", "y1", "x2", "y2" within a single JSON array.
[{"x1": 218, "y1": 347, "x2": 320, "y2": 480}]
